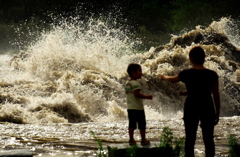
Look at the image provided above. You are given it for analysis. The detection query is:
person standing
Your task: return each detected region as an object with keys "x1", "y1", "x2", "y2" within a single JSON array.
[
  {"x1": 125, "y1": 63, "x2": 153, "y2": 146},
  {"x1": 160, "y1": 46, "x2": 220, "y2": 157}
]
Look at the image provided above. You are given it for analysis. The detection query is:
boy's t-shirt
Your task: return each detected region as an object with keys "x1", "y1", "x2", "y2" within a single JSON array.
[{"x1": 125, "y1": 80, "x2": 144, "y2": 110}]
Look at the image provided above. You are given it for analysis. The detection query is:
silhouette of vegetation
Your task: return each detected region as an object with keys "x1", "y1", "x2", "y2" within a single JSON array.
[{"x1": 0, "y1": 0, "x2": 239, "y2": 52}]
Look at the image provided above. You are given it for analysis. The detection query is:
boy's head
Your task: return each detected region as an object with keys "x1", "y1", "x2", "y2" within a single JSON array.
[
  {"x1": 189, "y1": 46, "x2": 205, "y2": 65},
  {"x1": 127, "y1": 63, "x2": 142, "y2": 78}
]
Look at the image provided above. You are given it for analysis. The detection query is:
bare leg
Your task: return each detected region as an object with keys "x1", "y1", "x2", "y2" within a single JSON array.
[
  {"x1": 140, "y1": 129, "x2": 150, "y2": 145},
  {"x1": 128, "y1": 128, "x2": 136, "y2": 145},
  {"x1": 140, "y1": 129, "x2": 146, "y2": 140},
  {"x1": 129, "y1": 128, "x2": 135, "y2": 140}
]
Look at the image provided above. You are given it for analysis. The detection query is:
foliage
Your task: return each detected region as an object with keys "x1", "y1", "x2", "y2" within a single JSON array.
[
  {"x1": 1, "y1": 0, "x2": 240, "y2": 52},
  {"x1": 0, "y1": 0, "x2": 240, "y2": 32},
  {"x1": 170, "y1": 0, "x2": 212, "y2": 31},
  {"x1": 159, "y1": 127, "x2": 184, "y2": 157},
  {"x1": 126, "y1": 145, "x2": 138, "y2": 157},
  {"x1": 90, "y1": 130, "x2": 107, "y2": 157},
  {"x1": 170, "y1": 0, "x2": 240, "y2": 32},
  {"x1": 173, "y1": 137, "x2": 185, "y2": 157},
  {"x1": 228, "y1": 134, "x2": 237, "y2": 157},
  {"x1": 159, "y1": 126, "x2": 174, "y2": 147}
]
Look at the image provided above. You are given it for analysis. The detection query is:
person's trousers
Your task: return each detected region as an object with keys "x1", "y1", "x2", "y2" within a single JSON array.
[{"x1": 184, "y1": 113, "x2": 215, "y2": 157}]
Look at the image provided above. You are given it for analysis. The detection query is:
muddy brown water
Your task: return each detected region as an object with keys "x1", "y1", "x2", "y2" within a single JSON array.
[{"x1": 0, "y1": 116, "x2": 239, "y2": 157}]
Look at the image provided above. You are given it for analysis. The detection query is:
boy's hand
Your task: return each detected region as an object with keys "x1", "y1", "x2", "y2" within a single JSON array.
[
  {"x1": 134, "y1": 90, "x2": 153, "y2": 100},
  {"x1": 158, "y1": 74, "x2": 164, "y2": 80}
]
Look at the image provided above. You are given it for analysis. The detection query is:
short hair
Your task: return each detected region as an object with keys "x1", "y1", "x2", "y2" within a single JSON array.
[
  {"x1": 127, "y1": 63, "x2": 141, "y2": 77},
  {"x1": 189, "y1": 46, "x2": 205, "y2": 65}
]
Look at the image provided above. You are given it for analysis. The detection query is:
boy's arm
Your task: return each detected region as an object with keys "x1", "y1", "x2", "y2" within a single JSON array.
[
  {"x1": 160, "y1": 74, "x2": 180, "y2": 83},
  {"x1": 213, "y1": 80, "x2": 220, "y2": 125},
  {"x1": 134, "y1": 89, "x2": 152, "y2": 100}
]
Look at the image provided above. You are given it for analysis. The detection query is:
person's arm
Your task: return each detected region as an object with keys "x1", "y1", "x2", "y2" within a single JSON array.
[
  {"x1": 160, "y1": 74, "x2": 180, "y2": 83},
  {"x1": 179, "y1": 91, "x2": 188, "y2": 96},
  {"x1": 213, "y1": 80, "x2": 220, "y2": 125},
  {"x1": 134, "y1": 89, "x2": 152, "y2": 100}
]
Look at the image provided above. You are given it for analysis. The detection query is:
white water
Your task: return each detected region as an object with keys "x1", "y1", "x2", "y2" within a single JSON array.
[
  {"x1": 3, "y1": 17, "x2": 240, "y2": 124},
  {"x1": 0, "y1": 17, "x2": 239, "y2": 156}
]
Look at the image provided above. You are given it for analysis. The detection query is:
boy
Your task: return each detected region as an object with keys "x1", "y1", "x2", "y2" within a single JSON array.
[
  {"x1": 160, "y1": 46, "x2": 220, "y2": 157},
  {"x1": 125, "y1": 63, "x2": 153, "y2": 145}
]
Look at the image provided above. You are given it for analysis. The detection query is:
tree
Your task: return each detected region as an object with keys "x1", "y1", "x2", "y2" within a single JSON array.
[{"x1": 170, "y1": 0, "x2": 213, "y2": 32}]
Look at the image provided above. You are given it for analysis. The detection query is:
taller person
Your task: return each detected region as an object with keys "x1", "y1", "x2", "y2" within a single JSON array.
[{"x1": 160, "y1": 46, "x2": 220, "y2": 157}]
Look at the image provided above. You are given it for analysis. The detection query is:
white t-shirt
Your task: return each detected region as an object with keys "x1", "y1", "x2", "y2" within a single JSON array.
[{"x1": 125, "y1": 80, "x2": 144, "y2": 110}]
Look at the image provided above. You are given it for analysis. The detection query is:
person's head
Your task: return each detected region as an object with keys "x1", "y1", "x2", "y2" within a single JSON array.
[
  {"x1": 127, "y1": 63, "x2": 142, "y2": 79},
  {"x1": 189, "y1": 46, "x2": 205, "y2": 65}
]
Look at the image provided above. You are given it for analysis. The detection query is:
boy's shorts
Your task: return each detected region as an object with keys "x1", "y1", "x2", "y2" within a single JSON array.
[{"x1": 127, "y1": 109, "x2": 146, "y2": 130}]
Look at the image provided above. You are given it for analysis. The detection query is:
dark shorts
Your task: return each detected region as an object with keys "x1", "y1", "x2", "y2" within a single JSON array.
[{"x1": 127, "y1": 109, "x2": 146, "y2": 130}]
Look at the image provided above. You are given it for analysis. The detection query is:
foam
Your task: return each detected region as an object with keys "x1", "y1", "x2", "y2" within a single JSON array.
[{"x1": 0, "y1": 17, "x2": 239, "y2": 123}]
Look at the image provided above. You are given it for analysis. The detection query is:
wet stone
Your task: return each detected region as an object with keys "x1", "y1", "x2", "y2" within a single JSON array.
[
  {"x1": 107, "y1": 142, "x2": 175, "y2": 157},
  {"x1": 0, "y1": 149, "x2": 32, "y2": 157}
]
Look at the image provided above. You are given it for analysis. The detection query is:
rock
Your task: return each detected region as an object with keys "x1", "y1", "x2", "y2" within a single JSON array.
[
  {"x1": 0, "y1": 149, "x2": 32, "y2": 157},
  {"x1": 107, "y1": 142, "x2": 176, "y2": 157}
]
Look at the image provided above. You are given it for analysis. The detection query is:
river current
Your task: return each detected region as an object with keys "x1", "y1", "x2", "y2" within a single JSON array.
[{"x1": 0, "y1": 17, "x2": 239, "y2": 156}]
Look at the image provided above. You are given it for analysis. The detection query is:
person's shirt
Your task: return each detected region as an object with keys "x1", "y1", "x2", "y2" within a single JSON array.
[
  {"x1": 125, "y1": 80, "x2": 144, "y2": 110},
  {"x1": 178, "y1": 68, "x2": 219, "y2": 98}
]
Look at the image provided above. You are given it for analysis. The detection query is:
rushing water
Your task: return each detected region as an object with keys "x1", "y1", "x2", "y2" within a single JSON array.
[{"x1": 0, "y1": 17, "x2": 239, "y2": 156}]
